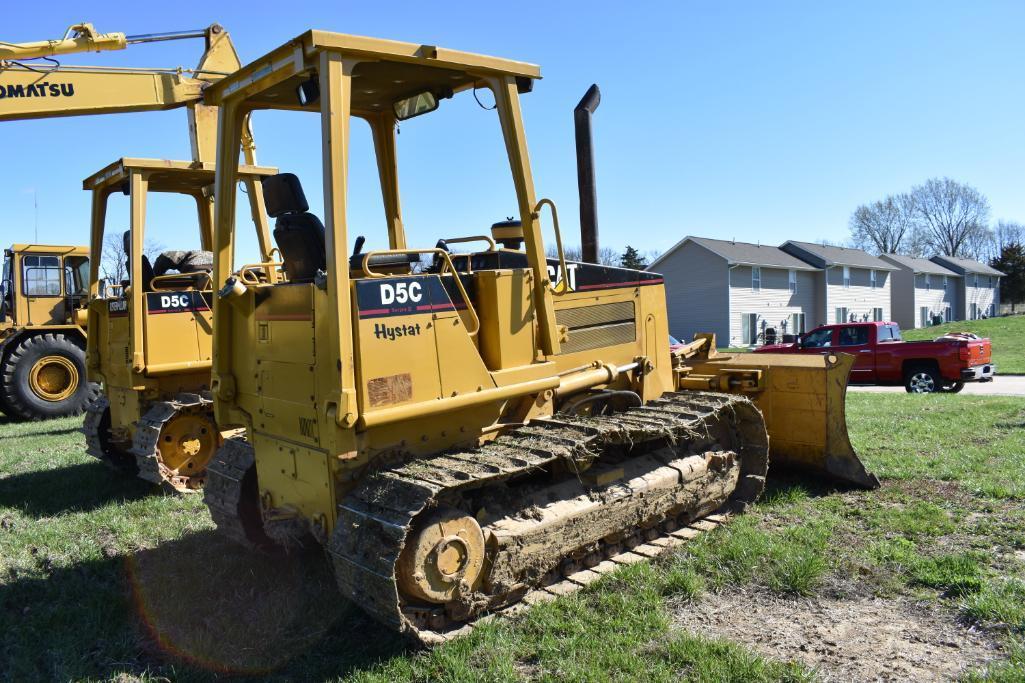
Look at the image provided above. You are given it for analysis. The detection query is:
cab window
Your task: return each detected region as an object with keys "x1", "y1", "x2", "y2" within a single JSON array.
[
  {"x1": 802, "y1": 328, "x2": 833, "y2": 348},
  {"x1": 838, "y1": 326, "x2": 870, "y2": 346},
  {"x1": 22, "y1": 255, "x2": 62, "y2": 296}
]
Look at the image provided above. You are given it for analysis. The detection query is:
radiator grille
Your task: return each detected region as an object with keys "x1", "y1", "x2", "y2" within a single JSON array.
[{"x1": 556, "y1": 301, "x2": 636, "y2": 354}]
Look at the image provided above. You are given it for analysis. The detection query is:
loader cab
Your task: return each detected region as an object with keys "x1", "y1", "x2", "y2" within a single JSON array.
[
  {"x1": 0, "y1": 245, "x2": 91, "y2": 329},
  {"x1": 83, "y1": 158, "x2": 277, "y2": 439},
  {"x1": 208, "y1": 31, "x2": 672, "y2": 483}
]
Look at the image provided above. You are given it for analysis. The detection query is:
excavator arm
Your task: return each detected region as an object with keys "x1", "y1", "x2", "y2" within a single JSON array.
[{"x1": 0, "y1": 23, "x2": 247, "y2": 162}]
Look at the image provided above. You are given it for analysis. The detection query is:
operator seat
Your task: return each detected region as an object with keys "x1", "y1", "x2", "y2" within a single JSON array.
[
  {"x1": 263, "y1": 173, "x2": 326, "y2": 283},
  {"x1": 122, "y1": 231, "x2": 155, "y2": 292}
]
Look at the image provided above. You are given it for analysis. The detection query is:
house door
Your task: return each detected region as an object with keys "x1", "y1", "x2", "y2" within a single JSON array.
[
  {"x1": 790, "y1": 312, "x2": 805, "y2": 335},
  {"x1": 919, "y1": 306, "x2": 929, "y2": 327},
  {"x1": 741, "y1": 313, "x2": 759, "y2": 345}
]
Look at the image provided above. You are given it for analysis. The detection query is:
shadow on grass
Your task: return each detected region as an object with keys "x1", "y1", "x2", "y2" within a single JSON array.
[
  {"x1": 0, "y1": 461, "x2": 151, "y2": 517},
  {"x1": 0, "y1": 529, "x2": 409, "y2": 681},
  {"x1": 761, "y1": 470, "x2": 853, "y2": 505}
]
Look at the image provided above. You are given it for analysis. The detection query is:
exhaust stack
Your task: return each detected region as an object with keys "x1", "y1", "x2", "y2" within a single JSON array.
[{"x1": 574, "y1": 84, "x2": 601, "y2": 264}]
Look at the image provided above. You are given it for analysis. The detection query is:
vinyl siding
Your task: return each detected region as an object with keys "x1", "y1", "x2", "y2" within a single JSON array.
[
  {"x1": 657, "y1": 240, "x2": 730, "y2": 342},
  {"x1": 728, "y1": 266, "x2": 815, "y2": 345},
  {"x1": 888, "y1": 267, "x2": 916, "y2": 329},
  {"x1": 824, "y1": 267, "x2": 891, "y2": 323},
  {"x1": 963, "y1": 276, "x2": 1000, "y2": 319},
  {"x1": 912, "y1": 273, "x2": 959, "y2": 326}
]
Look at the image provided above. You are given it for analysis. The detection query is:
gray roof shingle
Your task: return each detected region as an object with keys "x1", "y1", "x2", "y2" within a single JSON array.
[
  {"x1": 879, "y1": 254, "x2": 959, "y2": 276},
  {"x1": 651, "y1": 236, "x2": 819, "y2": 271},
  {"x1": 930, "y1": 255, "x2": 1005, "y2": 277},
  {"x1": 781, "y1": 241, "x2": 898, "y2": 270}
]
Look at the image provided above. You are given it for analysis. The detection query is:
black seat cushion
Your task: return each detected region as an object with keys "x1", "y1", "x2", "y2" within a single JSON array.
[
  {"x1": 263, "y1": 174, "x2": 327, "y2": 283},
  {"x1": 274, "y1": 214, "x2": 327, "y2": 282},
  {"x1": 122, "y1": 230, "x2": 154, "y2": 292}
]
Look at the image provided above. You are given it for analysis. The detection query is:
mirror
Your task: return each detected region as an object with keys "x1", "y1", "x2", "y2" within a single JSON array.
[{"x1": 393, "y1": 91, "x2": 438, "y2": 120}]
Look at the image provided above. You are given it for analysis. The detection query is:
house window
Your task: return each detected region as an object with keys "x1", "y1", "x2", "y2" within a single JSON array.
[
  {"x1": 835, "y1": 307, "x2": 849, "y2": 323},
  {"x1": 973, "y1": 274, "x2": 979, "y2": 288},
  {"x1": 943, "y1": 276, "x2": 948, "y2": 290},
  {"x1": 870, "y1": 269, "x2": 877, "y2": 289},
  {"x1": 752, "y1": 267, "x2": 761, "y2": 292},
  {"x1": 924, "y1": 274, "x2": 930, "y2": 291},
  {"x1": 873, "y1": 307, "x2": 883, "y2": 322},
  {"x1": 988, "y1": 276, "x2": 993, "y2": 288},
  {"x1": 843, "y1": 266, "x2": 851, "y2": 289},
  {"x1": 788, "y1": 269, "x2": 796, "y2": 294}
]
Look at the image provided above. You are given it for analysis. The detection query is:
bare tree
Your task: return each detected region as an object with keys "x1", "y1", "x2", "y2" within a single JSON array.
[
  {"x1": 100, "y1": 232, "x2": 166, "y2": 284},
  {"x1": 911, "y1": 178, "x2": 991, "y2": 258},
  {"x1": 995, "y1": 220, "x2": 1025, "y2": 251},
  {"x1": 848, "y1": 193, "x2": 918, "y2": 255},
  {"x1": 546, "y1": 244, "x2": 619, "y2": 266}
]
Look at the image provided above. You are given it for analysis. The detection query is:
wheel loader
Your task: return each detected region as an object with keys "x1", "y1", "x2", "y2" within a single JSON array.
[
  {"x1": 2, "y1": 23, "x2": 277, "y2": 489},
  {"x1": 0, "y1": 244, "x2": 98, "y2": 420},
  {"x1": 202, "y1": 31, "x2": 878, "y2": 643}
]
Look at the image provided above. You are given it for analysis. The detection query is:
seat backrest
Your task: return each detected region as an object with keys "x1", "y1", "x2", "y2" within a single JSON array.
[
  {"x1": 263, "y1": 174, "x2": 326, "y2": 283},
  {"x1": 122, "y1": 230, "x2": 155, "y2": 292}
]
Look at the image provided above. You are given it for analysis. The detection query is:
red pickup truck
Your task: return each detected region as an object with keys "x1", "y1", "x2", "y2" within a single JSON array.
[{"x1": 754, "y1": 321, "x2": 994, "y2": 393}]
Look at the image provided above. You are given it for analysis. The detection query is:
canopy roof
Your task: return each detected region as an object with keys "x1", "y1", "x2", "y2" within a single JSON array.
[
  {"x1": 204, "y1": 30, "x2": 541, "y2": 115},
  {"x1": 82, "y1": 158, "x2": 277, "y2": 193}
]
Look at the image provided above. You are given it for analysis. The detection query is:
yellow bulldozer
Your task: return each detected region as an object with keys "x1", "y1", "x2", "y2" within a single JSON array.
[
  {"x1": 2, "y1": 23, "x2": 278, "y2": 489},
  {"x1": 0, "y1": 244, "x2": 97, "y2": 419},
  {"x1": 202, "y1": 31, "x2": 878, "y2": 643}
]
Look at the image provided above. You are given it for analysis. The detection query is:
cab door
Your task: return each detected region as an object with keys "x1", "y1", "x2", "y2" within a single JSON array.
[{"x1": 836, "y1": 325, "x2": 874, "y2": 382}]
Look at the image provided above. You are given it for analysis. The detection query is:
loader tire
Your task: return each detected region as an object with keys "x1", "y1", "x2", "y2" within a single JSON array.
[{"x1": 0, "y1": 333, "x2": 99, "y2": 421}]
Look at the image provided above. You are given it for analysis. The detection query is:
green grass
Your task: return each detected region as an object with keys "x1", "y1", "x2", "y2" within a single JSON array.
[
  {"x1": 901, "y1": 314, "x2": 1025, "y2": 374},
  {"x1": 1, "y1": 392, "x2": 1024, "y2": 680}
]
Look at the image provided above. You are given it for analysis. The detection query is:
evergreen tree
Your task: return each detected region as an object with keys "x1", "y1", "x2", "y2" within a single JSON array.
[
  {"x1": 991, "y1": 242, "x2": 1025, "y2": 313},
  {"x1": 620, "y1": 245, "x2": 647, "y2": 270}
]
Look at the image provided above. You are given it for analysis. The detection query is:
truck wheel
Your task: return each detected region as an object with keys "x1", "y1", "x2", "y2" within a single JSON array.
[
  {"x1": 0, "y1": 333, "x2": 99, "y2": 420},
  {"x1": 939, "y1": 381, "x2": 965, "y2": 394},
  {"x1": 904, "y1": 367, "x2": 940, "y2": 394}
]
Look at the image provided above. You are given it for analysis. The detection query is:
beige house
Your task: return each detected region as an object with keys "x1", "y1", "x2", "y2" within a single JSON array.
[
  {"x1": 649, "y1": 236, "x2": 819, "y2": 346},
  {"x1": 780, "y1": 241, "x2": 895, "y2": 326},
  {"x1": 930, "y1": 256, "x2": 1004, "y2": 320},
  {"x1": 879, "y1": 254, "x2": 960, "y2": 328}
]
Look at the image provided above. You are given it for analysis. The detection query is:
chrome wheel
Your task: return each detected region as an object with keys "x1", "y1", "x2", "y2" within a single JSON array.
[{"x1": 908, "y1": 372, "x2": 936, "y2": 393}]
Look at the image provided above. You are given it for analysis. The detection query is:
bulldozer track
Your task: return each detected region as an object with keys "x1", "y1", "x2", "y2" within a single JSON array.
[
  {"x1": 327, "y1": 391, "x2": 768, "y2": 644},
  {"x1": 131, "y1": 392, "x2": 214, "y2": 493},
  {"x1": 204, "y1": 436, "x2": 269, "y2": 549},
  {"x1": 82, "y1": 396, "x2": 112, "y2": 464}
]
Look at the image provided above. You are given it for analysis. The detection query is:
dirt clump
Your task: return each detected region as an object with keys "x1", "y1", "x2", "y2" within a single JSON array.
[{"x1": 672, "y1": 588, "x2": 1001, "y2": 681}]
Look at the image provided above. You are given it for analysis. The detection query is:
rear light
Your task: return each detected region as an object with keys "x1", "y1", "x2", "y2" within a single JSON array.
[{"x1": 959, "y1": 347, "x2": 971, "y2": 361}]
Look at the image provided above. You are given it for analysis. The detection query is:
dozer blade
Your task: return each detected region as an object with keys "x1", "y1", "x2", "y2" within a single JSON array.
[{"x1": 680, "y1": 351, "x2": 879, "y2": 489}]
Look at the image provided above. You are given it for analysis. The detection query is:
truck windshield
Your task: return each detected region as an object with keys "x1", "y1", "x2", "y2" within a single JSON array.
[{"x1": 878, "y1": 324, "x2": 903, "y2": 342}]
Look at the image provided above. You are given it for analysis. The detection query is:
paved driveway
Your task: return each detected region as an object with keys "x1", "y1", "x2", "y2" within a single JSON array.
[{"x1": 849, "y1": 375, "x2": 1025, "y2": 396}]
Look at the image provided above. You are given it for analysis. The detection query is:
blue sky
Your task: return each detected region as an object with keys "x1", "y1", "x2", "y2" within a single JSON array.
[{"x1": 3, "y1": 1, "x2": 1024, "y2": 264}]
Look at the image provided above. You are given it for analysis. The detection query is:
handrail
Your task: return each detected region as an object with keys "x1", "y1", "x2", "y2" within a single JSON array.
[
  {"x1": 440, "y1": 235, "x2": 497, "y2": 251},
  {"x1": 361, "y1": 248, "x2": 480, "y2": 337},
  {"x1": 533, "y1": 198, "x2": 569, "y2": 295},
  {"x1": 149, "y1": 271, "x2": 212, "y2": 292},
  {"x1": 237, "y1": 261, "x2": 284, "y2": 285}
]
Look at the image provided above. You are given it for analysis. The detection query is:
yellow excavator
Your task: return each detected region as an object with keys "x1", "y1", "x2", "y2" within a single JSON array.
[
  {"x1": 202, "y1": 31, "x2": 878, "y2": 643},
  {"x1": 1, "y1": 23, "x2": 277, "y2": 490}
]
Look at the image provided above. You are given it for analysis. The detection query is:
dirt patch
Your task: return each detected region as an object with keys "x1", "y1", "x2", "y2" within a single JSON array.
[{"x1": 672, "y1": 588, "x2": 1001, "y2": 681}]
